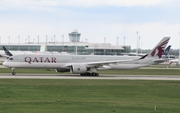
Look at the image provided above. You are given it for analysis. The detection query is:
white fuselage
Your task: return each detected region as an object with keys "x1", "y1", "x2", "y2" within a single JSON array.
[{"x1": 3, "y1": 54, "x2": 157, "y2": 70}]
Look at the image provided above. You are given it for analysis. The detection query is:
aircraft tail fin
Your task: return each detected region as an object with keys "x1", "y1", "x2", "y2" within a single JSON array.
[
  {"x1": 163, "y1": 45, "x2": 171, "y2": 56},
  {"x1": 2, "y1": 46, "x2": 13, "y2": 56},
  {"x1": 147, "y1": 37, "x2": 170, "y2": 58}
]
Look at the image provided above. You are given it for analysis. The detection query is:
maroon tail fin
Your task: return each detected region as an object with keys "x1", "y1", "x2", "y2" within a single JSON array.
[{"x1": 148, "y1": 37, "x2": 170, "y2": 58}]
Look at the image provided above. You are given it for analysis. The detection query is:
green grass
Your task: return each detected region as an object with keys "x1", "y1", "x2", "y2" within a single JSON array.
[{"x1": 0, "y1": 79, "x2": 180, "y2": 113}]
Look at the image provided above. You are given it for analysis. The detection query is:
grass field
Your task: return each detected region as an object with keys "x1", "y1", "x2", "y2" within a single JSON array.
[
  {"x1": 0, "y1": 79, "x2": 180, "y2": 113},
  {"x1": 0, "y1": 65, "x2": 180, "y2": 113}
]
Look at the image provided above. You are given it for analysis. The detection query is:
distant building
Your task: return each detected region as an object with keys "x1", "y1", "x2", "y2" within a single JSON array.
[
  {"x1": 69, "y1": 30, "x2": 81, "y2": 42},
  {"x1": 0, "y1": 42, "x2": 131, "y2": 55},
  {"x1": 0, "y1": 31, "x2": 131, "y2": 55}
]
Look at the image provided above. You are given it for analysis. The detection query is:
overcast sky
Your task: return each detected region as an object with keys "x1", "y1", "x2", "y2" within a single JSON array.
[{"x1": 0, "y1": 0, "x2": 180, "y2": 49}]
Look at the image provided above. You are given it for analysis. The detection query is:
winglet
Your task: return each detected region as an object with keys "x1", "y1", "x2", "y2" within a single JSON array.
[{"x1": 2, "y1": 46, "x2": 13, "y2": 56}]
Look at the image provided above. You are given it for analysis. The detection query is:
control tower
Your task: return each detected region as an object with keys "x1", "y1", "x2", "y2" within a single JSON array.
[{"x1": 69, "y1": 30, "x2": 81, "y2": 42}]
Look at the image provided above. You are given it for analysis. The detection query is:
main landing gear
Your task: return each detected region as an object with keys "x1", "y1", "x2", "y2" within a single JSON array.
[
  {"x1": 11, "y1": 68, "x2": 16, "y2": 75},
  {"x1": 80, "y1": 72, "x2": 99, "y2": 76}
]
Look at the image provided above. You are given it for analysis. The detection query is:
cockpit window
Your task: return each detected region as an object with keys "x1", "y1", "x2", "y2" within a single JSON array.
[{"x1": 9, "y1": 58, "x2": 13, "y2": 60}]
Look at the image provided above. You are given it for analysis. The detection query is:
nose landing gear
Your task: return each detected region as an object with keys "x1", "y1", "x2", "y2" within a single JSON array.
[{"x1": 11, "y1": 68, "x2": 16, "y2": 75}]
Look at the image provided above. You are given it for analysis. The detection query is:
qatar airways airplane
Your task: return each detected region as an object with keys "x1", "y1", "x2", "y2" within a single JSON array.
[{"x1": 3, "y1": 37, "x2": 170, "y2": 76}]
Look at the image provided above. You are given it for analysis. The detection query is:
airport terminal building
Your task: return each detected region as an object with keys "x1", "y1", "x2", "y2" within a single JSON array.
[{"x1": 0, "y1": 31, "x2": 131, "y2": 55}]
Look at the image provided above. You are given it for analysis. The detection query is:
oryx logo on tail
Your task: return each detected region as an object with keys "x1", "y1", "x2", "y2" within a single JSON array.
[{"x1": 150, "y1": 38, "x2": 170, "y2": 58}]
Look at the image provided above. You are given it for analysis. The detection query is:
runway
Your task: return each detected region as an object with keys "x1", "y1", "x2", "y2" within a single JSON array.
[{"x1": 0, "y1": 73, "x2": 180, "y2": 80}]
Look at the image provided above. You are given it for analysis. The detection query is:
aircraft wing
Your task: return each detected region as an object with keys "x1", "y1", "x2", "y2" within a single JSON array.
[{"x1": 65, "y1": 54, "x2": 148, "y2": 68}]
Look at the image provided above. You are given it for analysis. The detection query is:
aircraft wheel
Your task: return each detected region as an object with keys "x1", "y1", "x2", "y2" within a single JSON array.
[
  {"x1": 95, "y1": 73, "x2": 99, "y2": 76},
  {"x1": 80, "y1": 73, "x2": 85, "y2": 76},
  {"x1": 92, "y1": 73, "x2": 96, "y2": 76},
  {"x1": 12, "y1": 72, "x2": 16, "y2": 75},
  {"x1": 87, "y1": 72, "x2": 91, "y2": 76}
]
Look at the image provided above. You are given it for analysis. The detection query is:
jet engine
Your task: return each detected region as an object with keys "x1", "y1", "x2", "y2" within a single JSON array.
[
  {"x1": 55, "y1": 68, "x2": 70, "y2": 73},
  {"x1": 70, "y1": 64, "x2": 87, "y2": 74}
]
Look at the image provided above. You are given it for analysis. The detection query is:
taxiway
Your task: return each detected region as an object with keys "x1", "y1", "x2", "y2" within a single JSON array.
[{"x1": 0, "y1": 74, "x2": 179, "y2": 80}]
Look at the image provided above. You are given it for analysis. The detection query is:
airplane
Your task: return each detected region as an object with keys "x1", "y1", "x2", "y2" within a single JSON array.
[
  {"x1": 163, "y1": 45, "x2": 171, "y2": 56},
  {"x1": 3, "y1": 37, "x2": 170, "y2": 76},
  {"x1": 169, "y1": 58, "x2": 179, "y2": 66},
  {"x1": 1, "y1": 46, "x2": 71, "y2": 58}
]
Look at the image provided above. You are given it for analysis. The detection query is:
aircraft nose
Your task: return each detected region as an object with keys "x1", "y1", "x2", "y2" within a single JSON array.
[{"x1": 3, "y1": 61, "x2": 9, "y2": 67}]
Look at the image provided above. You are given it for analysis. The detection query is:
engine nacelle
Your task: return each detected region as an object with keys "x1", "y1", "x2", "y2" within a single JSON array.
[
  {"x1": 55, "y1": 68, "x2": 70, "y2": 73},
  {"x1": 70, "y1": 64, "x2": 87, "y2": 74}
]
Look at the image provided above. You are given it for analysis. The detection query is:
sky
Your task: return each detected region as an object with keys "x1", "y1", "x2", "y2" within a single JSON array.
[{"x1": 0, "y1": 0, "x2": 180, "y2": 49}]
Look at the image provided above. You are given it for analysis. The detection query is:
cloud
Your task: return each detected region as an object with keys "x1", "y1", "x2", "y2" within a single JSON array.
[
  {"x1": 0, "y1": 0, "x2": 179, "y2": 49},
  {"x1": 61, "y1": 0, "x2": 169, "y2": 7},
  {"x1": 0, "y1": 0, "x2": 178, "y2": 9},
  {"x1": 0, "y1": 19, "x2": 179, "y2": 49}
]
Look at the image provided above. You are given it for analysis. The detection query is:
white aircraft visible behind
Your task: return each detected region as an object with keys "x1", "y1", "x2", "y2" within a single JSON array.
[
  {"x1": 3, "y1": 37, "x2": 170, "y2": 76},
  {"x1": 169, "y1": 59, "x2": 180, "y2": 66}
]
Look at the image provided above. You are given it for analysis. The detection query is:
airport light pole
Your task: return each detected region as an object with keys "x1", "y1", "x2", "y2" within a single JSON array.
[
  {"x1": 141, "y1": 42, "x2": 143, "y2": 54},
  {"x1": 139, "y1": 36, "x2": 141, "y2": 52},
  {"x1": 18, "y1": 36, "x2": 20, "y2": 51},
  {"x1": 8, "y1": 36, "x2": 10, "y2": 50},
  {"x1": 28, "y1": 35, "x2": 30, "y2": 51},
  {"x1": 62, "y1": 34, "x2": 64, "y2": 52},
  {"x1": 123, "y1": 37, "x2": 126, "y2": 46},
  {"x1": 54, "y1": 35, "x2": 55, "y2": 52},
  {"x1": 46, "y1": 35, "x2": 48, "y2": 51},
  {"x1": 136, "y1": 31, "x2": 139, "y2": 55},
  {"x1": 37, "y1": 35, "x2": 39, "y2": 51},
  {"x1": 116, "y1": 37, "x2": 119, "y2": 45}
]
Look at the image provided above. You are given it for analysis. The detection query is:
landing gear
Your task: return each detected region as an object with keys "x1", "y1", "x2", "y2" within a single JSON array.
[
  {"x1": 80, "y1": 72, "x2": 99, "y2": 76},
  {"x1": 12, "y1": 72, "x2": 16, "y2": 75},
  {"x1": 11, "y1": 68, "x2": 16, "y2": 75}
]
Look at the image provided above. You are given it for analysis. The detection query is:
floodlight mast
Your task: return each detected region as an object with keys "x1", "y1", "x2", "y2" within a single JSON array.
[
  {"x1": 124, "y1": 37, "x2": 126, "y2": 46},
  {"x1": 37, "y1": 35, "x2": 39, "y2": 51},
  {"x1": 116, "y1": 37, "x2": 119, "y2": 45},
  {"x1": 8, "y1": 36, "x2": 10, "y2": 50},
  {"x1": 62, "y1": 34, "x2": 64, "y2": 52},
  {"x1": 18, "y1": 36, "x2": 20, "y2": 50},
  {"x1": 136, "y1": 31, "x2": 138, "y2": 55},
  {"x1": 76, "y1": 30, "x2": 77, "y2": 55},
  {"x1": 54, "y1": 35, "x2": 55, "y2": 52},
  {"x1": 28, "y1": 35, "x2": 30, "y2": 51}
]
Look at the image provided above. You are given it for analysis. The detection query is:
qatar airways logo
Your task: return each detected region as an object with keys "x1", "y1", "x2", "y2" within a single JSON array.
[
  {"x1": 24, "y1": 57, "x2": 56, "y2": 64},
  {"x1": 151, "y1": 39, "x2": 169, "y2": 58}
]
